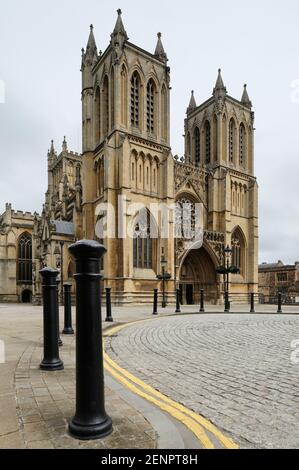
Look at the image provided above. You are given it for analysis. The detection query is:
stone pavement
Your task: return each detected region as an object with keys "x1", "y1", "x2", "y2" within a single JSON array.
[
  {"x1": 107, "y1": 314, "x2": 299, "y2": 449},
  {"x1": 0, "y1": 302, "x2": 299, "y2": 449}
]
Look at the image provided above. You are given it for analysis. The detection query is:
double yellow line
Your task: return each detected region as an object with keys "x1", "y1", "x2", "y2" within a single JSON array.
[{"x1": 103, "y1": 322, "x2": 238, "y2": 450}]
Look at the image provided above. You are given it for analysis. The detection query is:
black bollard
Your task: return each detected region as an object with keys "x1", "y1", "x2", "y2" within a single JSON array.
[
  {"x1": 200, "y1": 289, "x2": 205, "y2": 313},
  {"x1": 105, "y1": 287, "x2": 113, "y2": 322},
  {"x1": 63, "y1": 283, "x2": 74, "y2": 334},
  {"x1": 68, "y1": 240, "x2": 112, "y2": 440},
  {"x1": 153, "y1": 288, "x2": 158, "y2": 315},
  {"x1": 277, "y1": 292, "x2": 282, "y2": 314},
  {"x1": 224, "y1": 291, "x2": 230, "y2": 313},
  {"x1": 250, "y1": 292, "x2": 255, "y2": 313},
  {"x1": 56, "y1": 280, "x2": 63, "y2": 346},
  {"x1": 175, "y1": 288, "x2": 181, "y2": 313},
  {"x1": 40, "y1": 268, "x2": 64, "y2": 371}
]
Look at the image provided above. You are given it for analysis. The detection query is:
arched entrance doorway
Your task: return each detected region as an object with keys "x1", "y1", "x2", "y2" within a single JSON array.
[
  {"x1": 179, "y1": 246, "x2": 218, "y2": 304},
  {"x1": 21, "y1": 289, "x2": 32, "y2": 303}
]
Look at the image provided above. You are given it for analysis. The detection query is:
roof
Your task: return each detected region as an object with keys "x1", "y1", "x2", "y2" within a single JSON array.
[{"x1": 51, "y1": 220, "x2": 75, "y2": 236}]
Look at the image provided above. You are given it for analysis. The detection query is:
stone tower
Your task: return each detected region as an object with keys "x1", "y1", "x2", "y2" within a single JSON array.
[
  {"x1": 179, "y1": 70, "x2": 258, "y2": 303},
  {"x1": 81, "y1": 10, "x2": 175, "y2": 303}
]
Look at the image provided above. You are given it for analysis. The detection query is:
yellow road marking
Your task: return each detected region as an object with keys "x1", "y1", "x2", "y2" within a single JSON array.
[
  {"x1": 105, "y1": 361, "x2": 214, "y2": 449},
  {"x1": 103, "y1": 320, "x2": 239, "y2": 449}
]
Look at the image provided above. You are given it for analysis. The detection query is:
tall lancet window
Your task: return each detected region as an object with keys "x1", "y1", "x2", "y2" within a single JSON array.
[
  {"x1": 131, "y1": 72, "x2": 140, "y2": 128},
  {"x1": 229, "y1": 118, "x2": 235, "y2": 163},
  {"x1": 205, "y1": 121, "x2": 211, "y2": 164},
  {"x1": 193, "y1": 127, "x2": 200, "y2": 165},
  {"x1": 146, "y1": 79, "x2": 155, "y2": 134},
  {"x1": 102, "y1": 75, "x2": 109, "y2": 136},
  {"x1": 17, "y1": 233, "x2": 32, "y2": 283},
  {"x1": 239, "y1": 123, "x2": 246, "y2": 166}
]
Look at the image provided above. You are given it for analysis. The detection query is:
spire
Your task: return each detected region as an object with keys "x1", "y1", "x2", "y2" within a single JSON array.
[
  {"x1": 187, "y1": 90, "x2": 197, "y2": 114},
  {"x1": 213, "y1": 69, "x2": 227, "y2": 97},
  {"x1": 48, "y1": 139, "x2": 55, "y2": 159},
  {"x1": 82, "y1": 24, "x2": 98, "y2": 68},
  {"x1": 154, "y1": 32, "x2": 167, "y2": 63},
  {"x1": 111, "y1": 9, "x2": 128, "y2": 47},
  {"x1": 241, "y1": 84, "x2": 252, "y2": 108},
  {"x1": 62, "y1": 136, "x2": 68, "y2": 152}
]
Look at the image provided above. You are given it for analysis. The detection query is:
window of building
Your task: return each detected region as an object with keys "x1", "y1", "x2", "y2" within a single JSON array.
[
  {"x1": 231, "y1": 229, "x2": 244, "y2": 275},
  {"x1": 131, "y1": 72, "x2": 140, "y2": 127},
  {"x1": 277, "y1": 272, "x2": 288, "y2": 282},
  {"x1": 239, "y1": 123, "x2": 246, "y2": 166},
  {"x1": 205, "y1": 121, "x2": 211, "y2": 164},
  {"x1": 146, "y1": 79, "x2": 155, "y2": 134},
  {"x1": 133, "y1": 211, "x2": 154, "y2": 269},
  {"x1": 17, "y1": 233, "x2": 32, "y2": 283},
  {"x1": 102, "y1": 75, "x2": 109, "y2": 136},
  {"x1": 194, "y1": 127, "x2": 200, "y2": 165},
  {"x1": 229, "y1": 118, "x2": 235, "y2": 163}
]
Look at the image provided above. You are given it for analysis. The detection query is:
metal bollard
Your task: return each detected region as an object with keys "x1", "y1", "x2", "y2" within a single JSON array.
[
  {"x1": 56, "y1": 280, "x2": 63, "y2": 346},
  {"x1": 153, "y1": 289, "x2": 158, "y2": 315},
  {"x1": 277, "y1": 292, "x2": 282, "y2": 314},
  {"x1": 200, "y1": 289, "x2": 205, "y2": 313},
  {"x1": 224, "y1": 291, "x2": 230, "y2": 313},
  {"x1": 250, "y1": 292, "x2": 255, "y2": 313},
  {"x1": 40, "y1": 268, "x2": 64, "y2": 371},
  {"x1": 68, "y1": 240, "x2": 112, "y2": 440},
  {"x1": 175, "y1": 288, "x2": 181, "y2": 313},
  {"x1": 63, "y1": 283, "x2": 74, "y2": 334},
  {"x1": 105, "y1": 287, "x2": 113, "y2": 322}
]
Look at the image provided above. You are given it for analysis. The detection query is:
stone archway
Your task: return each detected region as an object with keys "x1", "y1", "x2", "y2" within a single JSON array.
[{"x1": 179, "y1": 246, "x2": 218, "y2": 304}]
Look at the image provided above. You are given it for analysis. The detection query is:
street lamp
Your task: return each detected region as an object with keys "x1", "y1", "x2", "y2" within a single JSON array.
[
  {"x1": 216, "y1": 245, "x2": 239, "y2": 312},
  {"x1": 54, "y1": 242, "x2": 64, "y2": 305},
  {"x1": 157, "y1": 256, "x2": 171, "y2": 308}
]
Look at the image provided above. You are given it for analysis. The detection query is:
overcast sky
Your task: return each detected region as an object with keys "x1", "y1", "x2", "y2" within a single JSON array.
[{"x1": 0, "y1": 0, "x2": 299, "y2": 264}]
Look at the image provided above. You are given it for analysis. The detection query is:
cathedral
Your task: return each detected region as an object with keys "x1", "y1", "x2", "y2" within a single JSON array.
[{"x1": 0, "y1": 10, "x2": 258, "y2": 305}]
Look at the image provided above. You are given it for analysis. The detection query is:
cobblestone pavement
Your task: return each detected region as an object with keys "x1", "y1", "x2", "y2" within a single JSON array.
[{"x1": 106, "y1": 314, "x2": 299, "y2": 449}]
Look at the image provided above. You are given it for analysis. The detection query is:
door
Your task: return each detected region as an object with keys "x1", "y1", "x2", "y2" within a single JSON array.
[{"x1": 186, "y1": 284, "x2": 194, "y2": 305}]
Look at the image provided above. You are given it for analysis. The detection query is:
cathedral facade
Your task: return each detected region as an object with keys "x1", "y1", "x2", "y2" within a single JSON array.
[{"x1": 0, "y1": 10, "x2": 258, "y2": 305}]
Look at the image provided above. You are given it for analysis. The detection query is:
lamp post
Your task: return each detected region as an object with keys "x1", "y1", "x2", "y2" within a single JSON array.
[
  {"x1": 54, "y1": 242, "x2": 64, "y2": 306},
  {"x1": 157, "y1": 257, "x2": 171, "y2": 308},
  {"x1": 216, "y1": 245, "x2": 239, "y2": 313}
]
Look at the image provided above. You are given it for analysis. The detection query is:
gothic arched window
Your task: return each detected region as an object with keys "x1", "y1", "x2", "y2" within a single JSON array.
[
  {"x1": 121, "y1": 65, "x2": 128, "y2": 126},
  {"x1": 146, "y1": 79, "x2": 156, "y2": 134},
  {"x1": 161, "y1": 85, "x2": 168, "y2": 140},
  {"x1": 102, "y1": 75, "x2": 109, "y2": 136},
  {"x1": 231, "y1": 229, "x2": 245, "y2": 275},
  {"x1": 193, "y1": 127, "x2": 200, "y2": 165},
  {"x1": 229, "y1": 118, "x2": 235, "y2": 163},
  {"x1": 133, "y1": 210, "x2": 154, "y2": 269},
  {"x1": 186, "y1": 131, "x2": 191, "y2": 157},
  {"x1": 131, "y1": 72, "x2": 140, "y2": 128},
  {"x1": 239, "y1": 123, "x2": 246, "y2": 166},
  {"x1": 175, "y1": 197, "x2": 196, "y2": 240},
  {"x1": 17, "y1": 233, "x2": 32, "y2": 283},
  {"x1": 205, "y1": 121, "x2": 211, "y2": 164},
  {"x1": 94, "y1": 86, "x2": 101, "y2": 143},
  {"x1": 110, "y1": 68, "x2": 115, "y2": 128}
]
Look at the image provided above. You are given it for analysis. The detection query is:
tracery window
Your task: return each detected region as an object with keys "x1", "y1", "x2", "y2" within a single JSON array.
[
  {"x1": 175, "y1": 198, "x2": 196, "y2": 240},
  {"x1": 133, "y1": 210, "x2": 154, "y2": 269},
  {"x1": 205, "y1": 121, "x2": 211, "y2": 164},
  {"x1": 17, "y1": 233, "x2": 32, "y2": 283},
  {"x1": 231, "y1": 230, "x2": 244, "y2": 274},
  {"x1": 194, "y1": 127, "x2": 200, "y2": 165},
  {"x1": 146, "y1": 79, "x2": 155, "y2": 133},
  {"x1": 239, "y1": 123, "x2": 246, "y2": 166},
  {"x1": 131, "y1": 72, "x2": 140, "y2": 127},
  {"x1": 229, "y1": 118, "x2": 235, "y2": 163}
]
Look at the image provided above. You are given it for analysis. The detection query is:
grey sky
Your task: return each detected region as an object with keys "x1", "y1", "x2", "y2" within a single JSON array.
[{"x1": 0, "y1": 0, "x2": 299, "y2": 264}]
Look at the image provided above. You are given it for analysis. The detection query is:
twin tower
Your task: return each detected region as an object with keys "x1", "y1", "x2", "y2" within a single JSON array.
[{"x1": 79, "y1": 10, "x2": 258, "y2": 304}]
